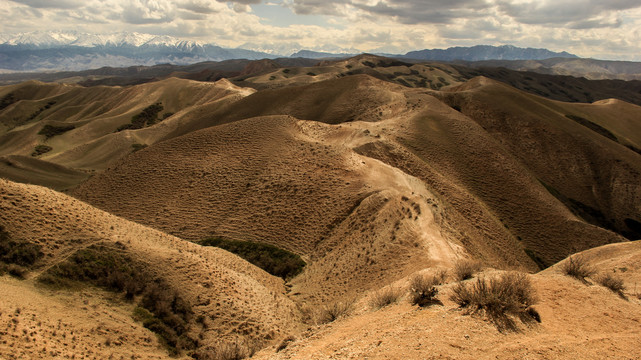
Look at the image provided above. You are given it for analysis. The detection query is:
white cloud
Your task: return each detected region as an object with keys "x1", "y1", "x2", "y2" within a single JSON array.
[{"x1": 1, "y1": 0, "x2": 641, "y2": 60}]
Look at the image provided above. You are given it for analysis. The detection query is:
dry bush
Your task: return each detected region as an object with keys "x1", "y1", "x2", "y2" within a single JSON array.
[
  {"x1": 450, "y1": 272, "x2": 538, "y2": 331},
  {"x1": 409, "y1": 274, "x2": 442, "y2": 307},
  {"x1": 318, "y1": 298, "x2": 355, "y2": 324},
  {"x1": 562, "y1": 255, "x2": 595, "y2": 282},
  {"x1": 195, "y1": 340, "x2": 256, "y2": 360},
  {"x1": 597, "y1": 273, "x2": 626, "y2": 296},
  {"x1": 370, "y1": 286, "x2": 403, "y2": 309},
  {"x1": 453, "y1": 260, "x2": 482, "y2": 281},
  {"x1": 433, "y1": 269, "x2": 448, "y2": 284}
]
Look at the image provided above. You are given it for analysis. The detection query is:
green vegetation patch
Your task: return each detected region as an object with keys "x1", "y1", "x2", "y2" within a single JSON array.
[
  {"x1": 38, "y1": 243, "x2": 195, "y2": 356},
  {"x1": 28, "y1": 101, "x2": 57, "y2": 122},
  {"x1": 38, "y1": 124, "x2": 75, "y2": 138},
  {"x1": 199, "y1": 237, "x2": 306, "y2": 280},
  {"x1": 565, "y1": 114, "x2": 618, "y2": 142},
  {"x1": 0, "y1": 92, "x2": 17, "y2": 111},
  {"x1": 0, "y1": 225, "x2": 44, "y2": 278},
  {"x1": 32, "y1": 145, "x2": 52, "y2": 156},
  {"x1": 117, "y1": 102, "x2": 164, "y2": 132}
]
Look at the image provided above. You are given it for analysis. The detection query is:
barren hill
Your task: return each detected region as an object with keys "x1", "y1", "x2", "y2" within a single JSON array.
[
  {"x1": 435, "y1": 77, "x2": 641, "y2": 241},
  {"x1": 2, "y1": 56, "x2": 641, "y2": 359},
  {"x1": 0, "y1": 77, "x2": 254, "y2": 187},
  {"x1": 0, "y1": 178, "x2": 300, "y2": 358}
]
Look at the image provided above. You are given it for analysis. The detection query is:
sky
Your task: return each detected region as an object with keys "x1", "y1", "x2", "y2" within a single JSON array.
[{"x1": 1, "y1": 0, "x2": 641, "y2": 60}]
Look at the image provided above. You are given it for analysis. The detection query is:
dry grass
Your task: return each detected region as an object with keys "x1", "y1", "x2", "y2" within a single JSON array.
[
  {"x1": 597, "y1": 272, "x2": 626, "y2": 297},
  {"x1": 196, "y1": 340, "x2": 256, "y2": 360},
  {"x1": 450, "y1": 272, "x2": 538, "y2": 331},
  {"x1": 370, "y1": 286, "x2": 403, "y2": 309},
  {"x1": 562, "y1": 255, "x2": 595, "y2": 282},
  {"x1": 318, "y1": 298, "x2": 356, "y2": 324},
  {"x1": 409, "y1": 274, "x2": 443, "y2": 307},
  {"x1": 453, "y1": 260, "x2": 482, "y2": 281}
]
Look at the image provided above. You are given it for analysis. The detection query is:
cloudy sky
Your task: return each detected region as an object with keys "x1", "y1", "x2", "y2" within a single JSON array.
[{"x1": 1, "y1": 0, "x2": 640, "y2": 59}]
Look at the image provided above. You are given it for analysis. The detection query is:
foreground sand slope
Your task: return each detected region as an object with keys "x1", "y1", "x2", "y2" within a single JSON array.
[
  {"x1": 255, "y1": 241, "x2": 641, "y2": 360},
  {"x1": 0, "y1": 178, "x2": 299, "y2": 358}
]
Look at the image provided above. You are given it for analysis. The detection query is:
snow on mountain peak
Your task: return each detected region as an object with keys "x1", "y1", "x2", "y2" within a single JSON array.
[{"x1": 0, "y1": 31, "x2": 202, "y2": 48}]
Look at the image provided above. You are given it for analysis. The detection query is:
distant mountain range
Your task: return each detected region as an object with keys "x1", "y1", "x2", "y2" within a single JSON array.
[
  {"x1": 402, "y1": 45, "x2": 577, "y2": 61},
  {"x1": 0, "y1": 31, "x2": 587, "y2": 73}
]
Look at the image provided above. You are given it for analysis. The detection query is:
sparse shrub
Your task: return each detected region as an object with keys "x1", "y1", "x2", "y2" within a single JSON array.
[
  {"x1": 370, "y1": 286, "x2": 403, "y2": 309},
  {"x1": 39, "y1": 243, "x2": 193, "y2": 356},
  {"x1": 38, "y1": 124, "x2": 75, "y2": 139},
  {"x1": 306, "y1": 72, "x2": 316, "y2": 76},
  {"x1": 0, "y1": 92, "x2": 17, "y2": 110},
  {"x1": 409, "y1": 274, "x2": 442, "y2": 307},
  {"x1": 318, "y1": 298, "x2": 355, "y2": 324},
  {"x1": 0, "y1": 225, "x2": 44, "y2": 268},
  {"x1": 453, "y1": 260, "x2": 482, "y2": 281},
  {"x1": 199, "y1": 237, "x2": 306, "y2": 280},
  {"x1": 565, "y1": 114, "x2": 618, "y2": 142},
  {"x1": 597, "y1": 272, "x2": 626, "y2": 296},
  {"x1": 362, "y1": 61, "x2": 376, "y2": 68},
  {"x1": 433, "y1": 268, "x2": 448, "y2": 284},
  {"x1": 195, "y1": 341, "x2": 255, "y2": 360},
  {"x1": 450, "y1": 272, "x2": 538, "y2": 331},
  {"x1": 282, "y1": 68, "x2": 291, "y2": 74},
  {"x1": 32, "y1": 145, "x2": 52, "y2": 157},
  {"x1": 116, "y1": 103, "x2": 163, "y2": 132},
  {"x1": 116, "y1": 123, "x2": 135, "y2": 132},
  {"x1": 561, "y1": 255, "x2": 595, "y2": 282}
]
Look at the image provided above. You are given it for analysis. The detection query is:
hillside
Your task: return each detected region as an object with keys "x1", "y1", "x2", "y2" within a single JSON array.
[
  {"x1": 0, "y1": 77, "x2": 254, "y2": 187},
  {"x1": 460, "y1": 57, "x2": 641, "y2": 80},
  {"x1": 0, "y1": 178, "x2": 300, "y2": 358},
  {"x1": 253, "y1": 241, "x2": 641, "y2": 359},
  {"x1": 434, "y1": 77, "x2": 641, "y2": 241},
  {"x1": 1, "y1": 55, "x2": 641, "y2": 359}
]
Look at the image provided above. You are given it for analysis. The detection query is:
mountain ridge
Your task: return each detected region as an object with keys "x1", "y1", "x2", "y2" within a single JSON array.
[{"x1": 1, "y1": 31, "x2": 581, "y2": 72}]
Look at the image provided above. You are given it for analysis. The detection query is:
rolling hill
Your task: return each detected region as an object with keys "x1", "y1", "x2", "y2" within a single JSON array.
[{"x1": 1, "y1": 54, "x2": 641, "y2": 359}]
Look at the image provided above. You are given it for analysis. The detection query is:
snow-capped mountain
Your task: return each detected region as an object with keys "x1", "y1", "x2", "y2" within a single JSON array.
[
  {"x1": 0, "y1": 31, "x2": 279, "y2": 72},
  {"x1": 0, "y1": 31, "x2": 202, "y2": 48},
  {"x1": 0, "y1": 31, "x2": 582, "y2": 73}
]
